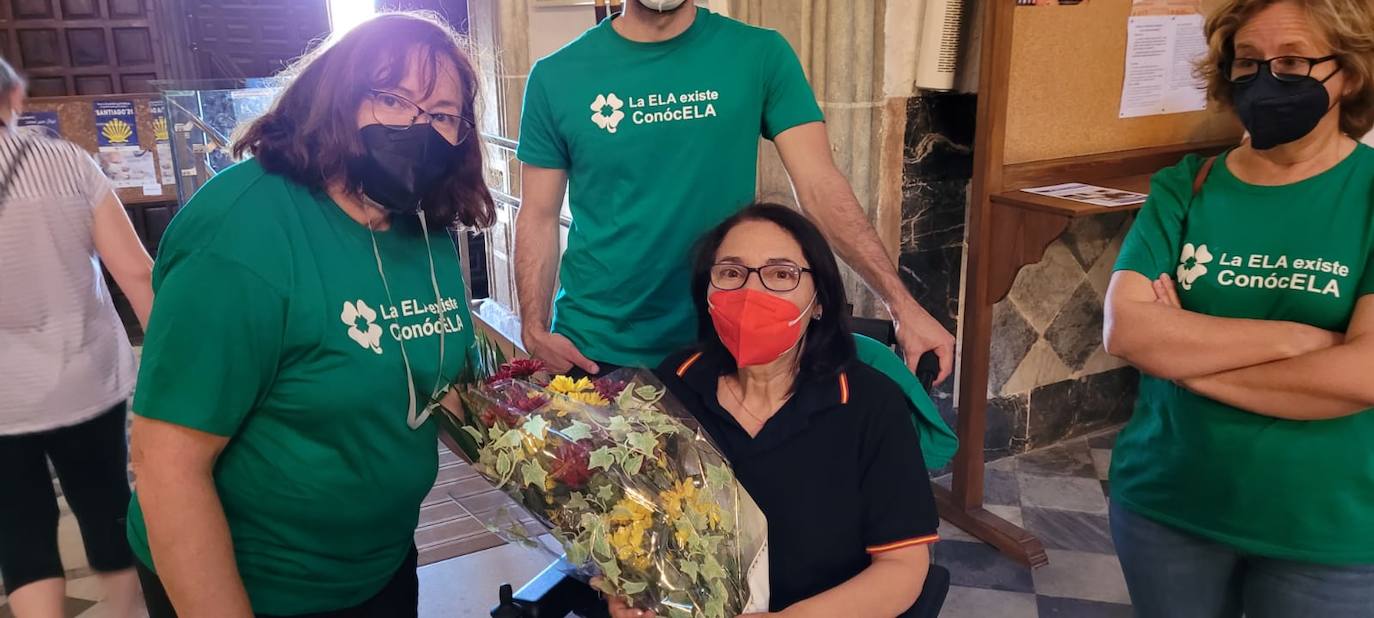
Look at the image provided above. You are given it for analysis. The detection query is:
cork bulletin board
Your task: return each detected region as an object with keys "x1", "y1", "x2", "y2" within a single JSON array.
[
  {"x1": 25, "y1": 94, "x2": 176, "y2": 206},
  {"x1": 1002, "y1": 0, "x2": 1243, "y2": 165}
]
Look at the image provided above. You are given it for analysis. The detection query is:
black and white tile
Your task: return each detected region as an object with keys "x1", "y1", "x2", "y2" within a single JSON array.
[{"x1": 935, "y1": 427, "x2": 1132, "y2": 618}]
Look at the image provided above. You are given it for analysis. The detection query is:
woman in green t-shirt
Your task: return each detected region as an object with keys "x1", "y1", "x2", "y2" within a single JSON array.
[
  {"x1": 1104, "y1": 1, "x2": 1374, "y2": 616},
  {"x1": 125, "y1": 12, "x2": 493, "y2": 618}
]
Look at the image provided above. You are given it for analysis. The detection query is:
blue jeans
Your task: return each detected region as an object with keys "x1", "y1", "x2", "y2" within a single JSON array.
[{"x1": 1110, "y1": 501, "x2": 1374, "y2": 618}]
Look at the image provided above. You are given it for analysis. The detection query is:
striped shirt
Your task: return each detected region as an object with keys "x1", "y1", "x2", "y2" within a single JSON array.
[{"x1": 0, "y1": 129, "x2": 135, "y2": 435}]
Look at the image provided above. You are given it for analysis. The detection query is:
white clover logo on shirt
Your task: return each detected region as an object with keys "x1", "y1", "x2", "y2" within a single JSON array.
[
  {"x1": 590, "y1": 93, "x2": 625, "y2": 133},
  {"x1": 1176, "y1": 243, "x2": 1214, "y2": 291},
  {"x1": 341, "y1": 300, "x2": 384, "y2": 355}
]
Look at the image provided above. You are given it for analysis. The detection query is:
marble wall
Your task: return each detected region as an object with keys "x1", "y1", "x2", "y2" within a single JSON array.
[{"x1": 899, "y1": 93, "x2": 1140, "y2": 463}]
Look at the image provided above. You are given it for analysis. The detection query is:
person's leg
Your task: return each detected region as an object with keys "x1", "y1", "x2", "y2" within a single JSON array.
[
  {"x1": 1243, "y1": 555, "x2": 1374, "y2": 618},
  {"x1": 45, "y1": 403, "x2": 141, "y2": 617},
  {"x1": 0, "y1": 429, "x2": 66, "y2": 618},
  {"x1": 134, "y1": 558, "x2": 179, "y2": 618},
  {"x1": 361, "y1": 545, "x2": 419, "y2": 618},
  {"x1": 1109, "y1": 501, "x2": 1245, "y2": 618}
]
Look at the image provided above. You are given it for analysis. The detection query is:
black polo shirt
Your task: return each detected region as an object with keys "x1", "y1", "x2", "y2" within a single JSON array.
[{"x1": 654, "y1": 349, "x2": 940, "y2": 612}]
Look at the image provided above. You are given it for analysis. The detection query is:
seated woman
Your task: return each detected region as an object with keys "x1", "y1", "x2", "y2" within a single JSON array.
[
  {"x1": 1103, "y1": 0, "x2": 1374, "y2": 615},
  {"x1": 609, "y1": 203, "x2": 939, "y2": 618}
]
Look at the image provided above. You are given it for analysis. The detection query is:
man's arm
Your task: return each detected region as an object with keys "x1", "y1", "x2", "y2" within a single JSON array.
[
  {"x1": 774, "y1": 122, "x2": 955, "y2": 381},
  {"x1": 1179, "y1": 296, "x2": 1374, "y2": 419},
  {"x1": 514, "y1": 164, "x2": 597, "y2": 374},
  {"x1": 1104, "y1": 271, "x2": 1342, "y2": 380}
]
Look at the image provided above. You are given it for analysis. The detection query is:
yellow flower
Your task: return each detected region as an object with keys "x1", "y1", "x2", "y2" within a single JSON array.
[
  {"x1": 548, "y1": 375, "x2": 595, "y2": 396},
  {"x1": 565, "y1": 391, "x2": 608, "y2": 406},
  {"x1": 607, "y1": 498, "x2": 655, "y2": 571}
]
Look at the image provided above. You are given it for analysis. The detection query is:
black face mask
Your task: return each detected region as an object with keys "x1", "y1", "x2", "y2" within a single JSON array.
[
  {"x1": 352, "y1": 123, "x2": 455, "y2": 213},
  {"x1": 1233, "y1": 68, "x2": 1337, "y2": 150}
]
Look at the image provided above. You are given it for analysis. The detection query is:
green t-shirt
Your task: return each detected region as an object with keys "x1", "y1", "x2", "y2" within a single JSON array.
[
  {"x1": 854, "y1": 335, "x2": 959, "y2": 470},
  {"x1": 516, "y1": 8, "x2": 824, "y2": 368},
  {"x1": 126, "y1": 160, "x2": 473, "y2": 614},
  {"x1": 1112, "y1": 144, "x2": 1374, "y2": 564}
]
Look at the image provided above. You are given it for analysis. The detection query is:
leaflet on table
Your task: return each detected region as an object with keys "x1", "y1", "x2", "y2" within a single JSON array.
[
  {"x1": 1022, "y1": 182, "x2": 1148, "y2": 208},
  {"x1": 93, "y1": 100, "x2": 157, "y2": 189}
]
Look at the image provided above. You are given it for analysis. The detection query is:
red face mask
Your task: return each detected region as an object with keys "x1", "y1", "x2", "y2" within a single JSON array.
[{"x1": 708, "y1": 288, "x2": 816, "y2": 367}]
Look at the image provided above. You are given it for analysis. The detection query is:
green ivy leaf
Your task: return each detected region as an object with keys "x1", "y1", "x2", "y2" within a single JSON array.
[
  {"x1": 702, "y1": 555, "x2": 726, "y2": 581},
  {"x1": 599, "y1": 557, "x2": 621, "y2": 582},
  {"x1": 621, "y1": 580, "x2": 647, "y2": 595},
  {"x1": 594, "y1": 534, "x2": 613, "y2": 561},
  {"x1": 567, "y1": 492, "x2": 589, "y2": 511},
  {"x1": 624, "y1": 454, "x2": 644, "y2": 476},
  {"x1": 488, "y1": 426, "x2": 505, "y2": 442},
  {"x1": 589, "y1": 447, "x2": 616, "y2": 471},
  {"x1": 496, "y1": 452, "x2": 513, "y2": 478},
  {"x1": 561, "y1": 420, "x2": 593, "y2": 442},
  {"x1": 634, "y1": 385, "x2": 660, "y2": 400},
  {"x1": 461, "y1": 425, "x2": 486, "y2": 445},
  {"x1": 706, "y1": 462, "x2": 733, "y2": 490},
  {"x1": 521, "y1": 461, "x2": 547, "y2": 488},
  {"x1": 566, "y1": 540, "x2": 589, "y2": 565},
  {"x1": 705, "y1": 597, "x2": 725, "y2": 618},
  {"x1": 499, "y1": 428, "x2": 524, "y2": 449},
  {"x1": 680, "y1": 560, "x2": 700, "y2": 583},
  {"x1": 597, "y1": 483, "x2": 617, "y2": 503},
  {"x1": 627, "y1": 432, "x2": 658, "y2": 456},
  {"x1": 522, "y1": 415, "x2": 550, "y2": 440},
  {"x1": 608, "y1": 415, "x2": 633, "y2": 434}
]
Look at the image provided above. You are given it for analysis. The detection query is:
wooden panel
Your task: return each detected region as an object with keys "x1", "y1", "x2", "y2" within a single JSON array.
[
  {"x1": 27, "y1": 75, "x2": 66, "y2": 96},
  {"x1": 1, "y1": 0, "x2": 165, "y2": 97},
  {"x1": 118, "y1": 72, "x2": 154, "y2": 92},
  {"x1": 108, "y1": 0, "x2": 145, "y2": 18},
  {"x1": 65, "y1": 27, "x2": 107, "y2": 66},
  {"x1": 73, "y1": 73, "x2": 112, "y2": 94},
  {"x1": 59, "y1": 0, "x2": 99, "y2": 19},
  {"x1": 1003, "y1": 0, "x2": 1244, "y2": 165},
  {"x1": 112, "y1": 27, "x2": 152, "y2": 65},
  {"x1": 11, "y1": 0, "x2": 54, "y2": 19},
  {"x1": 17, "y1": 28, "x2": 61, "y2": 66},
  {"x1": 186, "y1": 0, "x2": 329, "y2": 79}
]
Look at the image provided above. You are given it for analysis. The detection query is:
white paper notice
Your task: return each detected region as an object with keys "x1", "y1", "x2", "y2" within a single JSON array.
[
  {"x1": 1119, "y1": 14, "x2": 1208, "y2": 118},
  {"x1": 1022, "y1": 183, "x2": 1149, "y2": 208}
]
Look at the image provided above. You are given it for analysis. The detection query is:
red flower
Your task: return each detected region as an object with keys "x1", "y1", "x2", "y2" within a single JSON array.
[
  {"x1": 593, "y1": 377, "x2": 628, "y2": 401},
  {"x1": 549, "y1": 440, "x2": 593, "y2": 489},
  {"x1": 485, "y1": 359, "x2": 547, "y2": 385},
  {"x1": 478, "y1": 404, "x2": 523, "y2": 428}
]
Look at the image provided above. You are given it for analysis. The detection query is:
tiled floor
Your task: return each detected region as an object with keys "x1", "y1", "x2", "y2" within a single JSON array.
[
  {"x1": 933, "y1": 428, "x2": 1130, "y2": 618},
  {"x1": 2, "y1": 429, "x2": 1130, "y2": 617}
]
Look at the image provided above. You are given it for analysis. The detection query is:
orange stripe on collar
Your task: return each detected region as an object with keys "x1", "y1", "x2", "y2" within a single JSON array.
[
  {"x1": 838, "y1": 372, "x2": 850, "y2": 405},
  {"x1": 866, "y1": 534, "x2": 940, "y2": 554},
  {"x1": 676, "y1": 352, "x2": 704, "y2": 377}
]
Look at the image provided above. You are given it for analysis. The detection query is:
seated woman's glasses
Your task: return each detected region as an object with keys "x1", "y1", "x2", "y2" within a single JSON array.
[{"x1": 711, "y1": 263, "x2": 813, "y2": 293}]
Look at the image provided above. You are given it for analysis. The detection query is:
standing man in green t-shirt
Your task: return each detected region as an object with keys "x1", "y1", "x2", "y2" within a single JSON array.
[{"x1": 514, "y1": 0, "x2": 955, "y2": 380}]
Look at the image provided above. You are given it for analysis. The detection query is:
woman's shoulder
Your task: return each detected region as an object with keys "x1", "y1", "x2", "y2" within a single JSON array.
[
  {"x1": 837, "y1": 360, "x2": 909, "y2": 413},
  {"x1": 155, "y1": 159, "x2": 298, "y2": 285}
]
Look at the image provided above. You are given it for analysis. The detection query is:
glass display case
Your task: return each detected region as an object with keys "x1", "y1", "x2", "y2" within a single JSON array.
[{"x1": 155, "y1": 79, "x2": 282, "y2": 205}]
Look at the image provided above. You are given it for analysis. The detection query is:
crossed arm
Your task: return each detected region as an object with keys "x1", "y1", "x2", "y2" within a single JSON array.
[{"x1": 1104, "y1": 270, "x2": 1374, "y2": 420}]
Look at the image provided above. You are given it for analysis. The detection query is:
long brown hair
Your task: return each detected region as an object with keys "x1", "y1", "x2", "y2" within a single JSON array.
[{"x1": 234, "y1": 11, "x2": 494, "y2": 228}]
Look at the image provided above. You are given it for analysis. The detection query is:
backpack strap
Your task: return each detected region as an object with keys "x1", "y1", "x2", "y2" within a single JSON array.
[{"x1": 1192, "y1": 155, "x2": 1218, "y2": 196}]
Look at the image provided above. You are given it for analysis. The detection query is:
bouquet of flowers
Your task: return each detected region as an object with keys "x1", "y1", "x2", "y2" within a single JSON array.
[{"x1": 438, "y1": 352, "x2": 769, "y2": 618}]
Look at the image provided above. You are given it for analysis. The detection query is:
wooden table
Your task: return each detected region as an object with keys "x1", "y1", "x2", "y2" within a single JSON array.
[{"x1": 932, "y1": 174, "x2": 1148, "y2": 568}]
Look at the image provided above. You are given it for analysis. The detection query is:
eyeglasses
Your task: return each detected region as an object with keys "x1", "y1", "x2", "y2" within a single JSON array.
[
  {"x1": 1226, "y1": 55, "x2": 1339, "y2": 84},
  {"x1": 368, "y1": 89, "x2": 475, "y2": 146},
  {"x1": 710, "y1": 263, "x2": 813, "y2": 293}
]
